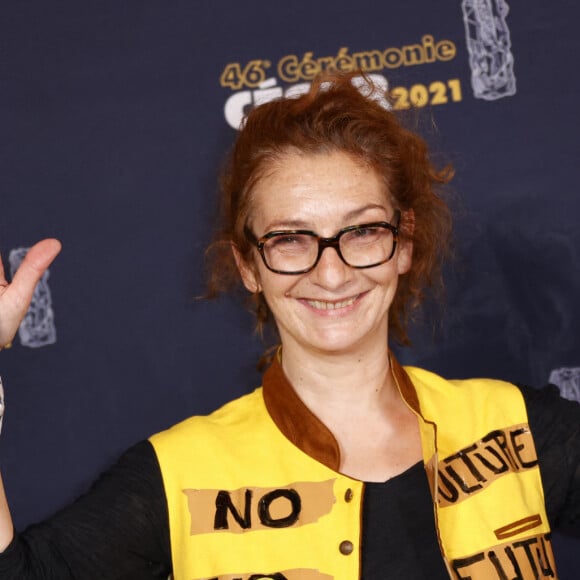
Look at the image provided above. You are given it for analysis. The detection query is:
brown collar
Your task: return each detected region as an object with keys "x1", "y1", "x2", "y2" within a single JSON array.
[{"x1": 262, "y1": 351, "x2": 421, "y2": 472}]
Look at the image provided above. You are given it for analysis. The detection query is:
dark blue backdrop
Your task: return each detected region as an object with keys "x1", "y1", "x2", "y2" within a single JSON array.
[{"x1": 1, "y1": 0, "x2": 579, "y2": 575}]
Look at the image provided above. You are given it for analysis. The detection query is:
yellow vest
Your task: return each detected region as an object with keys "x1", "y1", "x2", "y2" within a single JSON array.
[{"x1": 149, "y1": 365, "x2": 556, "y2": 580}]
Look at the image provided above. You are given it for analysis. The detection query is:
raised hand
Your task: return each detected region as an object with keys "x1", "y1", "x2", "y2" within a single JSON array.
[{"x1": 0, "y1": 239, "x2": 62, "y2": 349}]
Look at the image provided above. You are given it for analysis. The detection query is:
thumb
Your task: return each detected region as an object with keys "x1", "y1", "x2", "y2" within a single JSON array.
[
  {"x1": 9, "y1": 239, "x2": 62, "y2": 293},
  {"x1": 0, "y1": 239, "x2": 62, "y2": 345}
]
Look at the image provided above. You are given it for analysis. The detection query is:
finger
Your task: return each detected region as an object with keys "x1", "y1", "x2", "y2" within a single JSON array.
[
  {"x1": 0, "y1": 250, "x2": 6, "y2": 287},
  {"x1": 4, "y1": 239, "x2": 62, "y2": 304}
]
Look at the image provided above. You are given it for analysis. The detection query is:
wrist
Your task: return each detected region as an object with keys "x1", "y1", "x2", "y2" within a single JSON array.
[{"x1": 0, "y1": 376, "x2": 4, "y2": 434}]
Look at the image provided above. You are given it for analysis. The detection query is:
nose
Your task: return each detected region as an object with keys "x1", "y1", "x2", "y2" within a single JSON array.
[{"x1": 309, "y1": 245, "x2": 352, "y2": 289}]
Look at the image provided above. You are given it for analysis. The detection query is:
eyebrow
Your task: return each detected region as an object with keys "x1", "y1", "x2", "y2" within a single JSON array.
[{"x1": 264, "y1": 203, "x2": 389, "y2": 231}]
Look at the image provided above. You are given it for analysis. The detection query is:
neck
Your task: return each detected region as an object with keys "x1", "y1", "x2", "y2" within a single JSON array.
[{"x1": 279, "y1": 339, "x2": 399, "y2": 415}]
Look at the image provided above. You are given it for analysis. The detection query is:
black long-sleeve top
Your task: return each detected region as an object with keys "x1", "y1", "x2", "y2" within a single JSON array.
[{"x1": 0, "y1": 383, "x2": 579, "y2": 579}]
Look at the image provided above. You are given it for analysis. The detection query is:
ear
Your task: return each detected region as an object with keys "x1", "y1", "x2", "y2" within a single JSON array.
[
  {"x1": 396, "y1": 209, "x2": 414, "y2": 275},
  {"x1": 232, "y1": 243, "x2": 261, "y2": 293}
]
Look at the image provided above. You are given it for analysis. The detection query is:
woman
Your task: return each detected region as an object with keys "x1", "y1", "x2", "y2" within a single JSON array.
[{"x1": 0, "y1": 73, "x2": 578, "y2": 579}]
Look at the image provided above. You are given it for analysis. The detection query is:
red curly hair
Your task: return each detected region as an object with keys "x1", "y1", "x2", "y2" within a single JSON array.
[{"x1": 206, "y1": 71, "x2": 453, "y2": 345}]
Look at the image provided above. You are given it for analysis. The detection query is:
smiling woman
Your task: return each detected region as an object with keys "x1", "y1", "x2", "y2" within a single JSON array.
[
  {"x1": 208, "y1": 72, "x2": 453, "y2": 347},
  {"x1": 0, "y1": 72, "x2": 579, "y2": 580},
  {"x1": 234, "y1": 151, "x2": 412, "y2": 367}
]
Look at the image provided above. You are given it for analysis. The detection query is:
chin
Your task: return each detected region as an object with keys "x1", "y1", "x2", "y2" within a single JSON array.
[{"x1": 305, "y1": 332, "x2": 366, "y2": 355}]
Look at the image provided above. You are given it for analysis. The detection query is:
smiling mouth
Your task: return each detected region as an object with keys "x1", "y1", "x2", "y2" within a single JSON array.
[{"x1": 305, "y1": 295, "x2": 359, "y2": 310}]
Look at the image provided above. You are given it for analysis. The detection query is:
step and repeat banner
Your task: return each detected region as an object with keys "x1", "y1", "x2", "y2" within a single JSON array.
[{"x1": 1, "y1": 0, "x2": 579, "y2": 573}]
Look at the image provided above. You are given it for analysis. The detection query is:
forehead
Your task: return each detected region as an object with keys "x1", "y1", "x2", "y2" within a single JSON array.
[{"x1": 249, "y1": 151, "x2": 391, "y2": 230}]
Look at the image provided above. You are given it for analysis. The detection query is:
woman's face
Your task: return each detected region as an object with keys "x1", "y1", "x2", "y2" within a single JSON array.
[{"x1": 236, "y1": 150, "x2": 412, "y2": 357}]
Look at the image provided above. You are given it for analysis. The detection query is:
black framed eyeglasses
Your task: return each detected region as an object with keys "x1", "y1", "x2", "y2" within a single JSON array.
[{"x1": 245, "y1": 210, "x2": 400, "y2": 275}]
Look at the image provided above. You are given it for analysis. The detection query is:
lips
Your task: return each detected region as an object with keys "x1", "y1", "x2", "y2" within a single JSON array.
[{"x1": 305, "y1": 294, "x2": 360, "y2": 310}]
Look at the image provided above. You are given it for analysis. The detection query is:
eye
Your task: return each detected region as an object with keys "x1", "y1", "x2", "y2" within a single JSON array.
[
  {"x1": 267, "y1": 234, "x2": 312, "y2": 253},
  {"x1": 346, "y1": 226, "x2": 383, "y2": 243},
  {"x1": 271, "y1": 234, "x2": 301, "y2": 246},
  {"x1": 352, "y1": 227, "x2": 376, "y2": 237}
]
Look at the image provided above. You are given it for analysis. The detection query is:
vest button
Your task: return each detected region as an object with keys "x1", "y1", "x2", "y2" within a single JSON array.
[
  {"x1": 339, "y1": 540, "x2": 354, "y2": 555},
  {"x1": 344, "y1": 488, "x2": 353, "y2": 502}
]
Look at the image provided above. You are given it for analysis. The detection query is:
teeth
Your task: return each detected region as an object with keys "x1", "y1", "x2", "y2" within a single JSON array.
[{"x1": 307, "y1": 296, "x2": 357, "y2": 310}]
